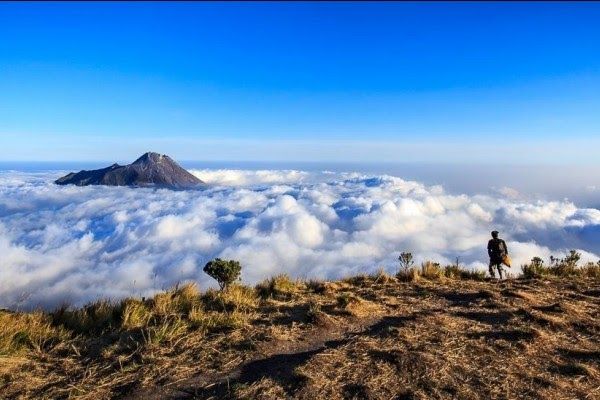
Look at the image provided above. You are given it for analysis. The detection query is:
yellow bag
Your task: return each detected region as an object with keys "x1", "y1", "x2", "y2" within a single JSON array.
[{"x1": 502, "y1": 254, "x2": 512, "y2": 268}]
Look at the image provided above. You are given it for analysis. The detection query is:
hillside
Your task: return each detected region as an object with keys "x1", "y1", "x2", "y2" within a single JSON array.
[{"x1": 1, "y1": 273, "x2": 600, "y2": 399}]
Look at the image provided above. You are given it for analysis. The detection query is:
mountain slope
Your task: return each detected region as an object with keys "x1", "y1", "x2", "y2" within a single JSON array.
[{"x1": 55, "y1": 152, "x2": 204, "y2": 188}]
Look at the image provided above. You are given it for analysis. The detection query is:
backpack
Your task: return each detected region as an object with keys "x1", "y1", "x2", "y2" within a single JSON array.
[{"x1": 490, "y1": 238, "x2": 506, "y2": 255}]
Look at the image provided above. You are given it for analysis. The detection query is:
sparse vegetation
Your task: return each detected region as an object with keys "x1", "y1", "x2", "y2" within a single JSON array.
[
  {"x1": 306, "y1": 279, "x2": 327, "y2": 294},
  {"x1": 2, "y1": 254, "x2": 600, "y2": 399},
  {"x1": 443, "y1": 257, "x2": 486, "y2": 281},
  {"x1": 370, "y1": 267, "x2": 393, "y2": 284},
  {"x1": 521, "y1": 251, "x2": 600, "y2": 280}
]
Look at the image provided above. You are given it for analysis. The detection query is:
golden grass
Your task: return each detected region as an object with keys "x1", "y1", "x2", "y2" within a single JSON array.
[
  {"x1": 120, "y1": 299, "x2": 152, "y2": 329},
  {"x1": 0, "y1": 310, "x2": 69, "y2": 355},
  {"x1": 203, "y1": 284, "x2": 259, "y2": 312},
  {"x1": 420, "y1": 261, "x2": 444, "y2": 280},
  {"x1": 1, "y1": 274, "x2": 600, "y2": 399},
  {"x1": 256, "y1": 274, "x2": 299, "y2": 300},
  {"x1": 369, "y1": 268, "x2": 394, "y2": 284}
]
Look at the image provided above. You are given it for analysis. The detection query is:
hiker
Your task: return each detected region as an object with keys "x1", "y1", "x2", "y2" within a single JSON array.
[{"x1": 488, "y1": 230, "x2": 508, "y2": 279}]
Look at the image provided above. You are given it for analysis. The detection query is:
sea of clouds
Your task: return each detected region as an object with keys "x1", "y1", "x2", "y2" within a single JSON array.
[{"x1": 1, "y1": 168, "x2": 599, "y2": 310}]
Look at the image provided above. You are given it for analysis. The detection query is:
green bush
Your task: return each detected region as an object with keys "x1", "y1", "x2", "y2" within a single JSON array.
[
  {"x1": 203, "y1": 258, "x2": 242, "y2": 290},
  {"x1": 549, "y1": 251, "x2": 580, "y2": 277},
  {"x1": 521, "y1": 257, "x2": 548, "y2": 279}
]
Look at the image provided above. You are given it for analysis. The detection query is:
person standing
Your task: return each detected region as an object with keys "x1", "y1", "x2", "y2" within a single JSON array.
[{"x1": 488, "y1": 230, "x2": 508, "y2": 279}]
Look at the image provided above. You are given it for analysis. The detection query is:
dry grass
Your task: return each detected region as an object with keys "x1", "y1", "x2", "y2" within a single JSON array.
[
  {"x1": 1, "y1": 275, "x2": 600, "y2": 399},
  {"x1": 420, "y1": 261, "x2": 444, "y2": 280},
  {"x1": 396, "y1": 266, "x2": 421, "y2": 282},
  {"x1": 0, "y1": 310, "x2": 69, "y2": 355},
  {"x1": 256, "y1": 274, "x2": 299, "y2": 300}
]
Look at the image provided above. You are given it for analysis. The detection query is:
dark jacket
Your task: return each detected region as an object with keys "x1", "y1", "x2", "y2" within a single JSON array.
[{"x1": 488, "y1": 238, "x2": 508, "y2": 264}]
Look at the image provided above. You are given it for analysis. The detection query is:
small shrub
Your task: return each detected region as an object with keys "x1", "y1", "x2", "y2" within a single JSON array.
[
  {"x1": 398, "y1": 252, "x2": 414, "y2": 272},
  {"x1": 203, "y1": 258, "x2": 242, "y2": 291},
  {"x1": 306, "y1": 300, "x2": 322, "y2": 323},
  {"x1": 256, "y1": 274, "x2": 297, "y2": 300},
  {"x1": 463, "y1": 269, "x2": 487, "y2": 281},
  {"x1": 396, "y1": 267, "x2": 420, "y2": 282},
  {"x1": 522, "y1": 257, "x2": 548, "y2": 279},
  {"x1": 370, "y1": 268, "x2": 393, "y2": 284},
  {"x1": 421, "y1": 261, "x2": 444, "y2": 280},
  {"x1": 336, "y1": 292, "x2": 355, "y2": 308},
  {"x1": 581, "y1": 261, "x2": 600, "y2": 279},
  {"x1": 397, "y1": 251, "x2": 419, "y2": 282},
  {"x1": 172, "y1": 282, "x2": 201, "y2": 313},
  {"x1": 188, "y1": 305, "x2": 206, "y2": 329},
  {"x1": 444, "y1": 264, "x2": 461, "y2": 279},
  {"x1": 306, "y1": 279, "x2": 327, "y2": 294},
  {"x1": 335, "y1": 293, "x2": 371, "y2": 316},
  {"x1": 549, "y1": 251, "x2": 580, "y2": 277},
  {"x1": 152, "y1": 292, "x2": 177, "y2": 316}
]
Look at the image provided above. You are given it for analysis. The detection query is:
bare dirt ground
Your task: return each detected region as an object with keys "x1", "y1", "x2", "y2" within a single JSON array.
[{"x1": 2, "y1": 276, "x2": 600, "y2": 399}]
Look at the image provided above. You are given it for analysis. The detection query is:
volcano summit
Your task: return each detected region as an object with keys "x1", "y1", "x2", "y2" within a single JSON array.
[{"x1": 55, "y1": 152, "x2": 204, "y2": 189}]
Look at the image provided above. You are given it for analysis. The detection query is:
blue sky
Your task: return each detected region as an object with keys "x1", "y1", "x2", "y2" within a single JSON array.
[{"x1": 1, "y1": 2, "x2": 600, "y2": 162}]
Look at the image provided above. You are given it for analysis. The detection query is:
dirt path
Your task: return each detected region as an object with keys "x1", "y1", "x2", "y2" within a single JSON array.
[{"x1": 125, "y1": 314, "x2": 384, "y2": 400}]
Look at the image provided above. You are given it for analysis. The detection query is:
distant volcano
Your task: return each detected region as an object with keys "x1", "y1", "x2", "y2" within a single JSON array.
[{"x1": 55, "y1": 152, "x2": 204, "y2": 189}]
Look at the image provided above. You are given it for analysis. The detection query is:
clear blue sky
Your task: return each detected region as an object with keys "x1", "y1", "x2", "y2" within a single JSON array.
[{"x1": 1, "y1": 2, "x2": 600, "y2": 163}]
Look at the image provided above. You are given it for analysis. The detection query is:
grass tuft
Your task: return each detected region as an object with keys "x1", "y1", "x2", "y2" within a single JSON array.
[
  {"x1": 202, "y1": 284, "x2": 258, "y2": 312},
  {"x1": 1, "y1": 311, "x2": 69, "y2": 355},
  {"x1": 420, "y1": 261, "x2": 444, "y2": 280},
  {"x1": 396, "y1": 266, "x2": 421, "y2": 282},
  {"x1": 120, "y1": 299, "x2": 152, "y2": 330},
  {"x1": 256, "y1": 274, "x2": 298, "y2": 300}
]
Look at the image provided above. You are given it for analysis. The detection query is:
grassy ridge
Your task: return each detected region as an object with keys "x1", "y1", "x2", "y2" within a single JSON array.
[{"x1": 1, "y1": 259, "x2": 600, "y2": 399}]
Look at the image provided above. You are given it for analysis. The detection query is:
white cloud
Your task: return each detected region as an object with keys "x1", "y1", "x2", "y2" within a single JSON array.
[
  {"x1": 190, "y1": 169, "x2": 309, "y2": 186},
  {"x1": 0, "y1": 169, "x2": 599, "y2": 309}
]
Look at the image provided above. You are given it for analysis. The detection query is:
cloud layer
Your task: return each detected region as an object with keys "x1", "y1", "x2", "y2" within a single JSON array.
[{"x1": 1, "y1": 169, "x2": 599, "y2": 309}]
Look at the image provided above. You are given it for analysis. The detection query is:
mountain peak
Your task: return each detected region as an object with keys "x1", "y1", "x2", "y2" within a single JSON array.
[
  {"x1": 55, "y1": 153, "x2": 204, "y2": 189},
  {"x1": 133, "y1": 152, "x2": 168, "y2": 165}
]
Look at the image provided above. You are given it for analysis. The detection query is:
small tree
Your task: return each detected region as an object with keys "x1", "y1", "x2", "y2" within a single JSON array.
[
  {"x1": 398, "y1": 252, "x2": 414, "y2": 273},
  {"x1": 397, "y1": 251, "x2": 419, "y2": 282},
  {"x1": 203, "y1": 258, "x2": 241, "y2": 291}
]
